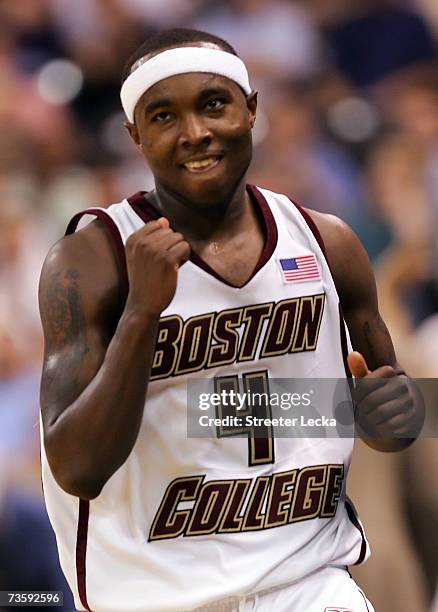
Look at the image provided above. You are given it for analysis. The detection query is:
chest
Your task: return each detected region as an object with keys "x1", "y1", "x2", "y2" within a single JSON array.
[{"x1": 191, "y1": 224, "x2": 264, "y2": 288}]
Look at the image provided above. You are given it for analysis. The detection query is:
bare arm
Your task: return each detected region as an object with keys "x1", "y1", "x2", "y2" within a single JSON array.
[
  {"x1": 310, "y1": 212, "x2": 399, "y2": 371},
  {"x1": 40, "y1": 218, "x2": 189, "y2": 499},
  {"x1": 308, "y1": 210, "x2": 424, "y2": 451}
]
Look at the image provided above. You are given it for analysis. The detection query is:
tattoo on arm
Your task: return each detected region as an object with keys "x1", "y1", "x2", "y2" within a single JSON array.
[
  {"x1": 46, "y1": 269, "x2": 84, "y2": 349},
  {"x1": 362, "y1": 321, "x2": 377, "y2": 370},
  {"x1": 41, "y1": 269, "x2": 90, "y2": 406},
  {"x1": 376, "y1": 314, "x2": 391, "y2": 339}
]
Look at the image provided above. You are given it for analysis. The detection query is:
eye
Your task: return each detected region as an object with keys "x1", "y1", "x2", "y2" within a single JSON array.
[
  {"x1": 152, "y1": 111, "x2": 172, "y2": 123},
  {"x1": 205, "y1": 98, "x2": 224, "y2": 111}
]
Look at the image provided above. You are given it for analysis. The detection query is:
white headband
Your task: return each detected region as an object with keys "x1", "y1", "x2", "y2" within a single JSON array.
[{"x1": 120, "y1": 46, "x2": 252, "y2": 122}]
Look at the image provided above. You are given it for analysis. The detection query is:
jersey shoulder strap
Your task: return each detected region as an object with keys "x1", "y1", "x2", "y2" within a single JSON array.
[{"x1": 65, "y1": 206, "x2": 129, "y2": 296}]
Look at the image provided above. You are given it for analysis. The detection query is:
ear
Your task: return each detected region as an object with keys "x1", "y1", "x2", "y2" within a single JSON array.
[
  {"x1": 246, "y1": 91, "x2": 258, "y2": 128},
  {"x1": 124, "y1": 121, "x2": 141, "y2": 148}
]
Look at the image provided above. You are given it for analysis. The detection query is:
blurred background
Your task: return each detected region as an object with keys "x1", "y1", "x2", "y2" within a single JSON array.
[{"x1": 1, "y1": 0, "x2": 438, "y2": 610}]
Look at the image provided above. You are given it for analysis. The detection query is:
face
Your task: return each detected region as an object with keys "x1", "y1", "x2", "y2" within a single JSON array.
[{"x1": 126, "y1": 48, "x2": 257, "y2": 208}]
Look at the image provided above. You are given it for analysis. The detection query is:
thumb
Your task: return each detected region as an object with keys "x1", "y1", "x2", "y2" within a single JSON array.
[
  {"x1": 157, "y1": 217, "x2": 170, "y2": 229},
  {"x1": 347, "y1": 351, "x2": 370, "y2": 378}
]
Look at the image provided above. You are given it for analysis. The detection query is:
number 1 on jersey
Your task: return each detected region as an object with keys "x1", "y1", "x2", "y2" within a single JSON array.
[{"x1": 214, "y1": 370, "x2": 275, "y2": 466}]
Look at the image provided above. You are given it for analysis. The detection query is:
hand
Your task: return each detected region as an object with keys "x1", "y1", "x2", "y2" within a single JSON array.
[
  {"x1": 347, "y1": 351, "x2": 419, "y2": 441},
  {"x1": 125, "y1": 217, "x2": 190, "y2": 316}
]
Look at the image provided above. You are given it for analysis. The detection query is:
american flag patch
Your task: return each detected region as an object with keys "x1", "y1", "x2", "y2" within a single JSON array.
[{"x1": 278, "y1": 255, "x2": 320, "y2": 283}]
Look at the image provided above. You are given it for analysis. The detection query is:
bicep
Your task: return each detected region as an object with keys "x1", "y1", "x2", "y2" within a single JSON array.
[
  {"x1": 314, "y1": 211, "x2": 401, "y2": 371},
  {"x1": 340, "y1": 249, "x2": 399, "y2": 371},
  {"x1": 39, "y1": 243, "x2": 113, "y2": 429}
]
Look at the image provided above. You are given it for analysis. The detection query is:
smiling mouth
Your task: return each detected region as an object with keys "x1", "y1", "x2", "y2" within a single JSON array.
[{"x1": 182, "y1": 156, "x2": 222, "y2": 173}]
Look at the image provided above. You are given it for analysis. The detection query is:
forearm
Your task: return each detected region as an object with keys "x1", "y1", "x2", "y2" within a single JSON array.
[
  {"x1": 40, "y1": 216, "x2": 190, "y2": 498},
  {"x1": 44, "y1": 308, "x2": 160, "y2": 498}
]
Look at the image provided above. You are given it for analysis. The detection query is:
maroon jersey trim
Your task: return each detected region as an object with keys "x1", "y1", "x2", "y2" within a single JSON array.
[
  {"x1": 66, "y1": 208, "x2": 129, "y2": 610},
  {"x1": 288, "y1": 197, "x2": 352, "y2": 378},
  {"x1": 127, "y1": 192, "x2": 159, "y2": 223},
  {"x1": 358, "y1": 588, "x2": 372, "y2": 612},
  {"x1": 127, "y1": 184, "x2": 278, "y2": 289},
  {"x1": 76, "y1": 499, "x2": 92, "y2": 611},
  {"x1": 65, "y1": 208, "x2": 129, "y2": 295},
  {"x1": 345, "y1": 498, "x2": 368, "y2": 565},
  {"x1": 339, "y1": 303, "x2": 352, "y2": 379},
  {"x1": 288, "y1": 198, "x2": 328, "y2": 259}
]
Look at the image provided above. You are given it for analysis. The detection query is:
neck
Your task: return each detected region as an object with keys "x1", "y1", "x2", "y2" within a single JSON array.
[{"x1": 150, "y1": 179, "x2": 251, "y2": 242}]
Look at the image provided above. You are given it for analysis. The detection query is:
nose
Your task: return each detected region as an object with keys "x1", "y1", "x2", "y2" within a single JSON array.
[{"x1": 178, "y1": 112, "x2": 212, "y2": 148}]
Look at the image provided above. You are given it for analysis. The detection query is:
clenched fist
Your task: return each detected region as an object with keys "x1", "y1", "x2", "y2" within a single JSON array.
[
  {"x1": 348, "y1": 351, "x2": 423, "y2": 445},
  {"x1": 125, "y1": 218, "x2": 190, "y2": 316}
]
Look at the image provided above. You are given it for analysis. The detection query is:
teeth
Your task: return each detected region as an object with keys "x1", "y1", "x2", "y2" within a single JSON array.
[{"x1": 184, "y1": 157, "x2": 218, "y2": 170}]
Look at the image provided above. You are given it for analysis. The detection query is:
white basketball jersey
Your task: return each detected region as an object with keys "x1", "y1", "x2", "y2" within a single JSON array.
[{"x1": 41, "y1": 185, "x2": 369, "y2": 612}]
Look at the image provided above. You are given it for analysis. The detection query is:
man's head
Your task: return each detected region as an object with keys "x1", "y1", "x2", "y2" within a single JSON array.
[
  {"x1": 121, "y1": 28, "x2": 257, "y2": 208},
  {"x1": 121, "y1": 28, "x2": 239, "y2": 86}
]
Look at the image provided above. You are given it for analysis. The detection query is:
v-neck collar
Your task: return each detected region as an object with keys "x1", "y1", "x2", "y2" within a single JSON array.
[{"x1": 127, "y1": 184, "x2": 278, "y2": 289}]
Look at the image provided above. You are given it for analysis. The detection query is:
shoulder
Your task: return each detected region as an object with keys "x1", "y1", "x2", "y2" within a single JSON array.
[
  {"x1": 39, "y1": 219, "x2": 124, "y2": 325},
  {"x1": 45, "y1": 218, "x2": 117, "y2": 262},
  {"x1": 303, "y1": 208, "x2": 363, "y2": 258},
  {"x1": 304, "y1": 208, "x2": 376, "y2": 311}
]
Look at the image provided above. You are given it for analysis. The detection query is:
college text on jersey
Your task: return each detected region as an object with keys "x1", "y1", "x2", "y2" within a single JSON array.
[{"x1": 149, "y1": 464, "x2": 344, "y2": 540}]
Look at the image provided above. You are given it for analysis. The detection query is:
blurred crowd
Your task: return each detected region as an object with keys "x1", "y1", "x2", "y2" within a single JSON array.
[{"x1": 1, "y1": 0, "x2": 438, "y2": 610}]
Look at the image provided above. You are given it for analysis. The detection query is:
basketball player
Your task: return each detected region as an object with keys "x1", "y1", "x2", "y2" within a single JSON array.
[{"x1": 38, "y1": 29, "x2": 423, "y2": 612}]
